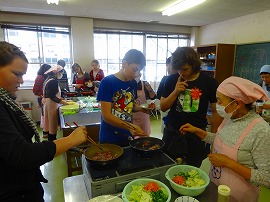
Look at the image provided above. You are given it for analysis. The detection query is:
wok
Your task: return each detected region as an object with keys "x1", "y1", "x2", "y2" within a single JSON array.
[
  {"x1": 84, "y1": 144, "x2": 123, "y2": 169},
  {"x1": 129, "y1": 137, "x2": 165, "y2": 158}
]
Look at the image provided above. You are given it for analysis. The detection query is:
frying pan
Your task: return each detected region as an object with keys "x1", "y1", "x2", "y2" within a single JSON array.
[
  {"x1": 84, "y1": 144, "x2": 123, "y2": 168},
  {"x1": 80, "y1": 91, "x2": 95, "y2": 96},
  {"x1": 114, "y1": 131, "x2": 164, "y2": 158},
  {"x1": 64, "y1": 91, "x2": 78, "y2": 97},
  {"x1": 129, "y1": 137, "x2": 165, "y2": 158}
]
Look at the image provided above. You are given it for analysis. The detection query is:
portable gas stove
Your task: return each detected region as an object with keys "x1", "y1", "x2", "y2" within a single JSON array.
[{"x1": 82, "y1": 146, "x2": 176, "y2": 198}]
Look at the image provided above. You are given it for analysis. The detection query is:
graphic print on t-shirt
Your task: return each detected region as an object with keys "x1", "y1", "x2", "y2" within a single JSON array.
[
  {"x1": 112, "y1": 88, "x2": 134, "y2": 122},
  {"x1": 176, "y1": 87, "x2": 202, "y2": 112}
]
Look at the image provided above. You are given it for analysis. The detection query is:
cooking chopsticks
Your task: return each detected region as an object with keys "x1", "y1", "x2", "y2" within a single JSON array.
[
  {"x1": 122, "y1": 121, "x2": 138, "y2": 131},
  {"x1": 65, "y1": 122, "x2": 75, "y2": 130},
  {"x1": 73, "y1": 122, "x2": 104, "y2": 152},
  {"x1": 66, "y1": 122, "x2": 104, "y2": 152}
]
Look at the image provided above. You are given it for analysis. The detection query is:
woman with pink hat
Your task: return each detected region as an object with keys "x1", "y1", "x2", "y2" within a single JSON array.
[
  {"x1": 43, "y1": 65, "x2": 69, "y2": 141},
  {"x1": 180, "y1": 76, "x2": 270, "y2": 202}
]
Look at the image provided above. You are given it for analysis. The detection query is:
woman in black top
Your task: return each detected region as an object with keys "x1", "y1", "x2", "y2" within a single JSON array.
[{"x1": 0, "y1": 41, "x2": 88, "y2": 202}]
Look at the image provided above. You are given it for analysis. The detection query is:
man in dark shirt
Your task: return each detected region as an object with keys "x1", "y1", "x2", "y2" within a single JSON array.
[{"x1": 160, "y1": 47, "x2": 222, "y2": 167}]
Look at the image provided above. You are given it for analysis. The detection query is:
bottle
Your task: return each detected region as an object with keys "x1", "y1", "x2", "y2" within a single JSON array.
[{"x1": 217, "y1": 185, "x2": 230, "y2": 202}]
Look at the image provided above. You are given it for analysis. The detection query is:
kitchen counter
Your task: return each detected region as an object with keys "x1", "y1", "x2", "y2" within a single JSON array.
[
  {"x1": 59, "y1": 96, "x2": 101, "y2": 176},
  {"x1": 59, "y1": 96, "x2": 101, "y2": 130},
  {"x1": 63, "y1": 174, "x2": 218, "y2": 202}
]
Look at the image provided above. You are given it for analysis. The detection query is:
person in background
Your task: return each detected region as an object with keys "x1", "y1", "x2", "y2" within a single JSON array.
[
  {"x1": 156, "y1": 56, "x2": 178, "y2": 133},
  {"x1": 0, "y1": 41, "x2": 87, "y2": 201},
  {"x1": 160, "y1": 47, "x2": 223, "y2": 167},
  {"x1": 33, "y1": 64, "x2": 51, "y2": 138},
  {"x1": 90, "y1": 59, "x2": 104, "y2": 82},
  {"x1": 97, "y1": 49, "x2": 149, "y2": 146},
  {"x1": 157, "y1": 57, "x2": 178, "y2": 99},
  {"x1": 57, "y1": 59, "x2": 69, "y2": 96},
  {"x1": 89, "y1": 59, "x2": 105, "y2": 91},
  {"x1": 57, "y1": 59, "x2": 67, "y2": 79},
  {"x1": 180, "y1": 76, "x2": 270, "y2": 202},
  {"x1": 132, "y1": 72, "x2": 156, "y2": 136},
  {"x1": 71, "y1": 63, "x2": 91, "y2": 91},
  {"x1": 256, "y1": 65, "x2": 270, "y2": 116},
  {"x1": 43, "y1": 65, "x2": 69, "y2": 141}
]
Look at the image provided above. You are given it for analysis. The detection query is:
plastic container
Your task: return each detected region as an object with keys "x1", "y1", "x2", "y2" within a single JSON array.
[
  {"x1": 175, "y1": 196, "x2": 199, "y2": 202},
  {"x1": 165, "y1": 165, "x2": 210, "y2": 197},
  {"x1": 217, "y1": 185, "x2": 230, "y2": 202},
  {"x1": 122, "y1": 178, "x2": 171, "y2": 202},
  {"x1": 88, "y1": 195, "x2": 122, "y2": 202},
  {"x1": 59, "y1": 103, "x2": 80, "y2": 114}
]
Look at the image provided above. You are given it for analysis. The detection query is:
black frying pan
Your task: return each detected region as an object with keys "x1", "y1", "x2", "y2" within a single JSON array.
[
  {"x1": 64, "y1": 91, "x2": 78, "y2": 97},
  {"x1": 129, "y1": 137, "x2": 164, "y2": 158},
  {"x1": 84, "y1": 144, "x2": 123, "y2": 169}
]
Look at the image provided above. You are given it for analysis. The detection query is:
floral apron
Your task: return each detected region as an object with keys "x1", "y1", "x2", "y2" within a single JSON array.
[{"x1": 210, "y1": 117, "x2": 262, "y2": 202}]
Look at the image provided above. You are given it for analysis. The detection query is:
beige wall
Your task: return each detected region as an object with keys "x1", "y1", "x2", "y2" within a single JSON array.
[
  {"x1": 198, "y1": 9, "x2": 270, "y2": 45},
  {"x1": 70, "y1": 17, "x2": 94, "y2": 72}
]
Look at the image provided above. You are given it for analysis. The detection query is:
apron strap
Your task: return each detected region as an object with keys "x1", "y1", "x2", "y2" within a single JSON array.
[
  {"x1": 235, "y1": 117, "x2": 263, "y2": 148},
  {"x1": 216, "y1": 118, "x2": 228, "y2": 133}
]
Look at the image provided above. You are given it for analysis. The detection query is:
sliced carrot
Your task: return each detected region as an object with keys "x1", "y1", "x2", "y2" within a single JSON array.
[
  {"x1": 172, "y1": 176, "x2": 185, "y2": 185},
  {"x1": 143, "y1": 181, "x2": 160, "y2": 192}
]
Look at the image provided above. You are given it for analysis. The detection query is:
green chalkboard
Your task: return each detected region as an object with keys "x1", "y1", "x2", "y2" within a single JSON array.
[{"x1": 234, "y1": 42, "x2": 270, "y2": 84}]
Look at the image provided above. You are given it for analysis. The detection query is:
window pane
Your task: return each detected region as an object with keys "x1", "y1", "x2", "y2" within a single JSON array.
[
  {"x1": 93, "y1": 31, "x2": 190, "y2": 91},
  {"x1": 4, "y1": 26, "x2": 72, "y2": 86},
  {"x1": 23, "y1": 64, "x2": 40, "y2": 86}
]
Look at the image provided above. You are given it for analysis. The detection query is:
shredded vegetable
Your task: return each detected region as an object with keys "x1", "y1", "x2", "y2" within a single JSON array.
[
  {"x1": 127, "y1": 181, "x2": 168, "y2": 202},
  {"x1": 172, "y1": 169, "x2": 206, "y2": 187}
]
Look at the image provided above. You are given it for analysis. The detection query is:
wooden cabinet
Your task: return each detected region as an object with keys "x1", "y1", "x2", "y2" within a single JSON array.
[{"x1": 193, "y1": 43, "x2": 236, "y2": 84}]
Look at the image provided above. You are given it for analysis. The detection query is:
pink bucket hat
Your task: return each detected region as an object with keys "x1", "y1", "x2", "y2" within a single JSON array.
[
  {"x1": 217, "y1": 76, "x2": 268, "y2": 104},
  {"x1": 44, "y1": 65, "x2": 63, "y2": 74}
]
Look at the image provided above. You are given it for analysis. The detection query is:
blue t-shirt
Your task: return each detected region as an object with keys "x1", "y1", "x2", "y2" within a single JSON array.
[{"x1": 97, "y1": 74, "x2": 137, "y2": 143}]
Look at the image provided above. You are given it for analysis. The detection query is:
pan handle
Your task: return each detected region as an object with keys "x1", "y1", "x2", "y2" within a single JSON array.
[{"x1": 114, "y1": 131, "x2": 134, "y2": 140}]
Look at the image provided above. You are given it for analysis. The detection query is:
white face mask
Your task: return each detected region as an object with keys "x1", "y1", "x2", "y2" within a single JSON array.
[
  {"x1": 216, "y1": 100, "x2": 236, "y2": 119},
  {"x1": 87, "y1": 82, "x2": 93, "y2": 88}
]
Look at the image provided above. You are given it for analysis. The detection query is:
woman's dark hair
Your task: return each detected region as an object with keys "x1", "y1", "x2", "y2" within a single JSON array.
[
  {"x1": 171, "y1": 47, "x2": 201, "y2": 73},
  {"x1": 72, "y1": 63, "x2": 82, "y2": 73},
  {"x1": 91, "y1": 59, "x2": 100, "y2": 65},
  {"x1": 0, "y1": 41, "x2": 28, "y2": 67},
  {"x1": 123, "y1": 49, "x2": 146, "y2": 69},
  {"x1": 37, "y1": 64, "x2": 51, "y2": 76}
]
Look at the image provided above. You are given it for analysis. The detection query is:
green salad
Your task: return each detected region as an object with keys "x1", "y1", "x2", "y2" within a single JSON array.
[
  {"x1": 172, "y1": 169, "x2": 206, "y2": 187},
  {"x1": 127, "y1": 181, "x2": 168, "y2": 202}
]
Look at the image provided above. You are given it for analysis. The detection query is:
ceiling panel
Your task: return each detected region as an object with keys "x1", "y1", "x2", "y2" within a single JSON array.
[{"x1": 1, "y1": 0, "x2": 270, "y2": 26}]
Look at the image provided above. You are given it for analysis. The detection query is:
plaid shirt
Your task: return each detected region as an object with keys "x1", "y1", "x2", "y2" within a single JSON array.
[{"x1": 33, "y1": 75, "x2": 45, "y2": 96}]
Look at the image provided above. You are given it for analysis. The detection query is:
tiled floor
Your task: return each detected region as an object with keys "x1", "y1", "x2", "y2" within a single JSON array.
[{"x1": 40, "y1": 115, "x2": 270, "y2": 202}]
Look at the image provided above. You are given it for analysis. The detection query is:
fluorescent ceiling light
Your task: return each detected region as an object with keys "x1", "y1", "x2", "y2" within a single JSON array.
[
  {"x1": 47, "y1": 0, "x2": 59, "y2": 5},
  {"x1": 0, "y1": 6, "x2": 64, "y2": 15},
  {"x1": 162, "y1": 0, "x2": 207, "y2": 16}
]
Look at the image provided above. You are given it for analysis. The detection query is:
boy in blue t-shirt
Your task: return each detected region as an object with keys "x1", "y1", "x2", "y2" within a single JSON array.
[{"x1": 97, "y1": 49, "x2": 149, "y2": 146}]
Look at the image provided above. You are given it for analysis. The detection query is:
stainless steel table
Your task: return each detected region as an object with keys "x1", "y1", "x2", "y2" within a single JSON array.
[{"x1": 63, "y1": 175, "x2": 89, "y2": 202}]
